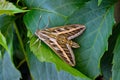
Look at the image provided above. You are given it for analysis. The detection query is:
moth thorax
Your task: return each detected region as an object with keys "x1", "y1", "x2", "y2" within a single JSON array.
[{"x1": 57, "y1": 35, "x2": 67, "y2": 44}]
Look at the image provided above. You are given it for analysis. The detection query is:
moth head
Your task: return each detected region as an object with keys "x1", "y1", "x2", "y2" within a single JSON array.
[
  {"x1": 35, "y1": 30, "x2": 40, "y2": 36},
  {"x1": 35, "y1": 30, "x2": 47, "y2": 36}
]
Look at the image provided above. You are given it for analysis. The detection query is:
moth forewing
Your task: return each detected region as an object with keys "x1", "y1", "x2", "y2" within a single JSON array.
[
  {"x1": 35, "y1": 24, "x2": 86, "y2": 66},
  {"x1": 66, "y1": 44, "x2": 76, "y2": 66},
  {"x1": 46, "y1": 24, "x2": 86, "y2": 40},
  {"x1": 66, "y1": 24, "x2": 86, "y2": 40}
]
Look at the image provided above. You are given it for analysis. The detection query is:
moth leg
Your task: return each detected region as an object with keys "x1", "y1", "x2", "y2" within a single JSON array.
[
  {"x1": 37, "y1": 39, "x2": 41, "y2": 49},
  {"x1": 27, "y1": 33, "x2": 35, "y2": 44},
  {"x1": 31, "y1": 38, "x2": 39, "y2": 46},
  {"x1": 32, "y1": 39, "x2": 41, "y2": 52},
  {"x1": 28, "y1": 34, "x2": 39, "y2": 46}
]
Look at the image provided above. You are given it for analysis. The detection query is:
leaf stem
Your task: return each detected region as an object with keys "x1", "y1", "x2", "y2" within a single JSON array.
[
  {"x1": 13, "y1": 22, "x2": 27, "y2": 67},
  {"x1": 17, "y1": 59, "x2": 26, "y2": 68}
]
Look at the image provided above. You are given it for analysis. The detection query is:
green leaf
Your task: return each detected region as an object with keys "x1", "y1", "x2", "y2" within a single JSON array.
[
  {"x1": 0, "y1": 32, "x2": 9, "y2": 53},
  {"x1": 29, "y1": 36, "x2": 91, "y2": 80},
  {"x1": 112, "y1": 24, "x2": 120, "y2": 80},
  {"x1": 0, "y1": 15, "x2": 14, "y2": 56},
  {"x1": 0, "y1": 14, "x2": 21, "y2": 80},
  {"x1": 24, "y1": 0, "x2": 115, "y2": 79},
  {"x1": 0, "y1": 52, "x2": 21, "y2": 80},
  {"x1": 0, "y1": 32, "x2": 21, "y2": 80},
  {"x1": 0, "y1": 0, "x2": 28, "y2": 15},
  {"x1": 98, "y1": 0, "x2": 102, "y2": 6},
  {"x1": 26, "y1": 44, "x2": 91, "y2": 80}
]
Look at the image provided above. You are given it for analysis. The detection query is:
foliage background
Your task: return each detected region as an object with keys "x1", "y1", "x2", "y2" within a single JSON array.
[{"x1": 0, "y1": 0, "x2": 120, "y2": 80}]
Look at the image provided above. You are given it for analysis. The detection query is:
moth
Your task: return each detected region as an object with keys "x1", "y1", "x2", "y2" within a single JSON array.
[{"x1": 35, "y1": 24, "x2": 86, "y2": 66}]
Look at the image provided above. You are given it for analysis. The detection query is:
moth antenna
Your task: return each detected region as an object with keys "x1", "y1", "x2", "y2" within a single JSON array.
[
  {"x1": 35, "y1": 15, "x2": 42, "y2": 46},
  {"x1": 44, "y1": 16, "x2": 50, "y2": 29},
  {"x1": 37, "y1": 15, "x2": 42, "y2": 30},
  {"x1": 30, "y1": 15, "x2": 42, "y2": 48}
]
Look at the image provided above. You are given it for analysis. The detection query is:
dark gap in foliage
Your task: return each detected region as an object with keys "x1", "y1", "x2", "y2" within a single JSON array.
[
  {"x1": 100, "y1": 23, "x2": 120, "y2": 80},
  {"x1": 13, "y1": 13, "x2": 27, "y2": 66},
  {"x1": 13, "y1": 13, "x2": 30, "y2": 80},
  {"x1": 95, "y1": 75, "x2": 103, "y2": 80},
  {"x1": 19, "y1": 62, "x2": 31, "y2": 80}
]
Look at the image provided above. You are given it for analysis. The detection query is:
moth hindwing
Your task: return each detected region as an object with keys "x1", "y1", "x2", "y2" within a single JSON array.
[{"x1": 35, "y1": 24, "x2": 86, "y2": 66}]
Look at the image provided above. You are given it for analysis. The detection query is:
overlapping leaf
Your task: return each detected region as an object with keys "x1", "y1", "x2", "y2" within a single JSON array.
[
  {"x1": 112, "y1": 24, "x2": 120, "y2": 80},
  {"x1": 26, "y1": 44, "x2": 91, "y2": 80},
  {"x1": 0, "y1": 0, "x2": 28, "y2": 15},
  {"x1": 0, "y1": 15, "x2": 21, "y2": 80},
  {"x1": 98, "y1": 0, "x2": 103, "y2": 6},
  {"x1": 0, "y1": 32, "x2": 9, "y2": 53},
  {"x1": 101, "y1": 24, "x2": 120, "y2": 80}
]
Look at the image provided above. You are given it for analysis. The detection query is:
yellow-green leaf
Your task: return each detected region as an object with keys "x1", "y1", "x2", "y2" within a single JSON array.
[{"x1": 0, "y1": 1, "x2": 28, "y2": 15}]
